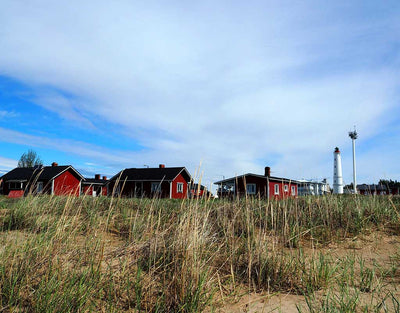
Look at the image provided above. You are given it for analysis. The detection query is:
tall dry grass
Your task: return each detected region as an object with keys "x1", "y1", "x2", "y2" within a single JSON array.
[{"x1": 0, "y1": 194, "x2": 399, "y2": 312}]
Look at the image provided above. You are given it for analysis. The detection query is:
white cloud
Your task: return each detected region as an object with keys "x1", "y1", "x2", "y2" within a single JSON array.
[
  {"x1": 0, "y1": 156, "x2": 17, "y2": 172},
  {"x1": 0, "y1": 110, "x2": 18, "y2": 119},
  {"x1": 0, "y1": 0, "x2": 399, "y2": 188}
]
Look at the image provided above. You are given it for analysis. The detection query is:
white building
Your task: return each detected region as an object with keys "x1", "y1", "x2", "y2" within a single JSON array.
[
  {"x1": 298, "y1": 179, "x2": 330, "y2": 196},
  {"x1": 333, "y1": 147, "x2": 344, "y2": 194}
]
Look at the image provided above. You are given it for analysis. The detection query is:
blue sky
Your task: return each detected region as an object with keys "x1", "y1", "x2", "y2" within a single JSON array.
[{"x1": 0, "y1": 0, "x2": 399, "y2": 189}]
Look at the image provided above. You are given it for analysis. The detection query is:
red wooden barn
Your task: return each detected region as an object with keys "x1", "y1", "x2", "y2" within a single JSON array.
[
  {"x1": 108, "y1": 164, "x2": 191, "y2": 199},
  {"x1": 0, "y1": 163, "x2": 83, "y2": 197},
  {"x1": 214, "y1": 166, "x2": 298, "y2": 199},
  {"x1": 82, "y1": 174, "x2": 108, "y2": 196}
]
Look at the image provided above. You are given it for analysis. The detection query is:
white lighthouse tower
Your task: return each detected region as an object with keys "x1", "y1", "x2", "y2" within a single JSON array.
[{"x1": 333, "y1": 147, "x2": 344, "y2": 194}]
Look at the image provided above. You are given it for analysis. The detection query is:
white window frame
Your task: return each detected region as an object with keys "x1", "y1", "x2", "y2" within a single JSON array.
[
  {"x1": 284, "y1": 185, "x2": 288, "y2": 192},
  {"x1": 246, "y1": 183, "x2": 256, "y2": 195},
  {"x1": 274, "y1": 184, "x2": 279, "y2": 195},
  {"x1": 177, "y1": 182, "x2": 184, "y2": 193},
  {"x1": 291, "y1": 186, "x2": 296, "y2": 196}
]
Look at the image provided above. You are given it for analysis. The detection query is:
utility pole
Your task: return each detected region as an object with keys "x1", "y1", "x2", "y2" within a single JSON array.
[{"x1": 348, "y1": 127, "x2": 358, "y2": 194}]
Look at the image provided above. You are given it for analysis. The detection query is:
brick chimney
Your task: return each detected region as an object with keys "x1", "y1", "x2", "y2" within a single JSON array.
[
  {"x1": 265, "y1": 166, "x2": 271, "y2": 177},
  {"x1": 95, "y1": 174, "x2": 101, "y2": 180},
  {"x1": 159, "y1": 164, "x2": 165, "y2": 168},
  {"x1": 51, "y1": 162, "x2": 58, "y2": 167},
  {"x1": 103, "y1": 176, "x2": 107, "y2": 180}
]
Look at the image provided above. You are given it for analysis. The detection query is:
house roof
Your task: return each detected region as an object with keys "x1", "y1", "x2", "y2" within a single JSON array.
[
  {"x1": 0, "y1": 165, "x2": 84, "y2": 182},
  {"x1": 82, "y1": 178, "x2": 107, "y2": 185},
  {"x1": 109, "y1": 167, "x2": 191, "y2": 182},
  {"x1": 214, "y1": 173, "x2": 299, "y2": 185},
  {"x1": 0, "y1": 167, "x2": 34, "y2": 182}
]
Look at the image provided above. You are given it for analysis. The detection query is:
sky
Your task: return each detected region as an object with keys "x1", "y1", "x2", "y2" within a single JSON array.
[{"x1": 0, "y1": 0, "x2": 399, "y2": 191}]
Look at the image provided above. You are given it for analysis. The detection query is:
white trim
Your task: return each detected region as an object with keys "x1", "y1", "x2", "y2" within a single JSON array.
[
  {"x1": 171, "y1": 168, "x2": 192, "y2": 183},
  {"x1": 177, "y1": 182, "x2": 184, "y2": 193},
  {"x1": 274, "y1": 184, "x2": 279, "y2": 195},
  {"x1": 51, "y1": 166, "x2": 85, "y2": 181},
  {"x1": 51, "y1": 179, "x2": 54, "y2": 195},
  {"x1": 169, "y1": 182, "x2": 172, "y2": 199}
]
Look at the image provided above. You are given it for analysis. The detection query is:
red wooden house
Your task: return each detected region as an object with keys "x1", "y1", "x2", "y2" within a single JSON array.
[
  {"x1": 108, "y1": 164, "x2": 191, "y2": 199},
  {"x1": 82, "y1": 174, "x2": 108, "y2": 196},
  {"x1": 214, "y1": 166, "x2": 298, "y2": 199},
  {"x1": 0, "y1": 163, "x2": 83, "y2": 197}
]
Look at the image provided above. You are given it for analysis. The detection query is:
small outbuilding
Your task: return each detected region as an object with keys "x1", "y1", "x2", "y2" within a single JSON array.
[
  {"x1": 189, "y1": 183, "x2": 211, "y2": 198},
  {"x1": 82, "y1": 174, "x2": 108, "y2": 196}
]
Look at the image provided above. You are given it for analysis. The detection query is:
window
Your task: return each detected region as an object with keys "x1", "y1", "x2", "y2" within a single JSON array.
[
  {"x1": 177, "y1": 182, "x2": 184, "y2": 193},
  {"x1": 151, "y1": 182, "x2": 161, "y2": 192},
  {"x1": 274, "y1": 184, "x2": 279, "y2": 195},
  {"x1": 36, "y1": 181, "x2": 43, "y2": 194},
  {"x1": 284, "y1": 185, "x2": 288, "y2": 192},
  {"x1": 9, "y1": 182, "x2": 23, "y2": 190},
  {"x1": 246, "y1": 184, "x2": 256, "y2": 195},
  {"x1": 291, "y1": 186, "x2": 296, "y2": 196}
]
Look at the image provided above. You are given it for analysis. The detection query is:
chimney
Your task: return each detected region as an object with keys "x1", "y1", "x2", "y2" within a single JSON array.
[
  {"x1": 51, "y1": 162, "x2": 58, "y2": 167},
  {"x1": 95, "y1": 174, "x2": 101, "y2": 180},
  {"x1": 265, "y1": 166, "x2": 271, "y2": 177},
  {"x1": 103, "y1": 176, "x2": 107, "y2": 180},
  {"x1": 159, "y1": 164, "x2": 165, "y2": 168}
]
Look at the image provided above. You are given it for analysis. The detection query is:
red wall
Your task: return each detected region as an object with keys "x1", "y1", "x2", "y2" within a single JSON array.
[
  {"x1": 7, "y1": 190, "x2": 24, "y2": 198},
  {"x1": 83, "y1": 185, "x2": 92, "y2": 195},
  {"x1": 171, "y1": 174, "x2": 188, "y2": 199},
  {"x1": 268, "y1": 181, "x2": 297, "y2": 199},
  {"x1": 190, "y1": 188, "x2": 205, "y2": 198},
  {"x1": 53, "y1": 171, "x2": 80, "y2": 196}
]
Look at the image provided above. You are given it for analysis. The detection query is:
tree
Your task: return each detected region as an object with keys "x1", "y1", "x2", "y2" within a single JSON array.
[
  {"x1": 18, "y1": 149, "x2": 43, "y2": 168},
  {"x1": 379, "y1": 179, "x2": 400, "y2": 189}
]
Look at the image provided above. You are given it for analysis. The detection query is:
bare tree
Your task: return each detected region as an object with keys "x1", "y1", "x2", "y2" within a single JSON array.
[{"x1": 18, "y1": 149, "x2": 43, "y2": 168}]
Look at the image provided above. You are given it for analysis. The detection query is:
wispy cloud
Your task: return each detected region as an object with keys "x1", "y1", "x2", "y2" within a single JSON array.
[
  {"x1": 0, "y1": 0, "x2": 399, "y2": 187},
  {"x1": 0, "y1": 156, "x2": 17, "y2": 172},
  {"x1": 0, "y1": 110, "x2": 19, "y2": 119},
  {"x1": 0, "y1": 127, "x2": 136, "y2": 167}
]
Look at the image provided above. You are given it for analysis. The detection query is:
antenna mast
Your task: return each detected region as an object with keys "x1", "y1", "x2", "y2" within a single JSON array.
[{"x1": 348, "y1": 127, "x2": 358, "y2": 194}]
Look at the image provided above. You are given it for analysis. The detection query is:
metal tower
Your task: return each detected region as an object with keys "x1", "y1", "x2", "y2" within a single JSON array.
[{"x1": 348, "y1": 127, "x2": 358, "y2": 194}]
